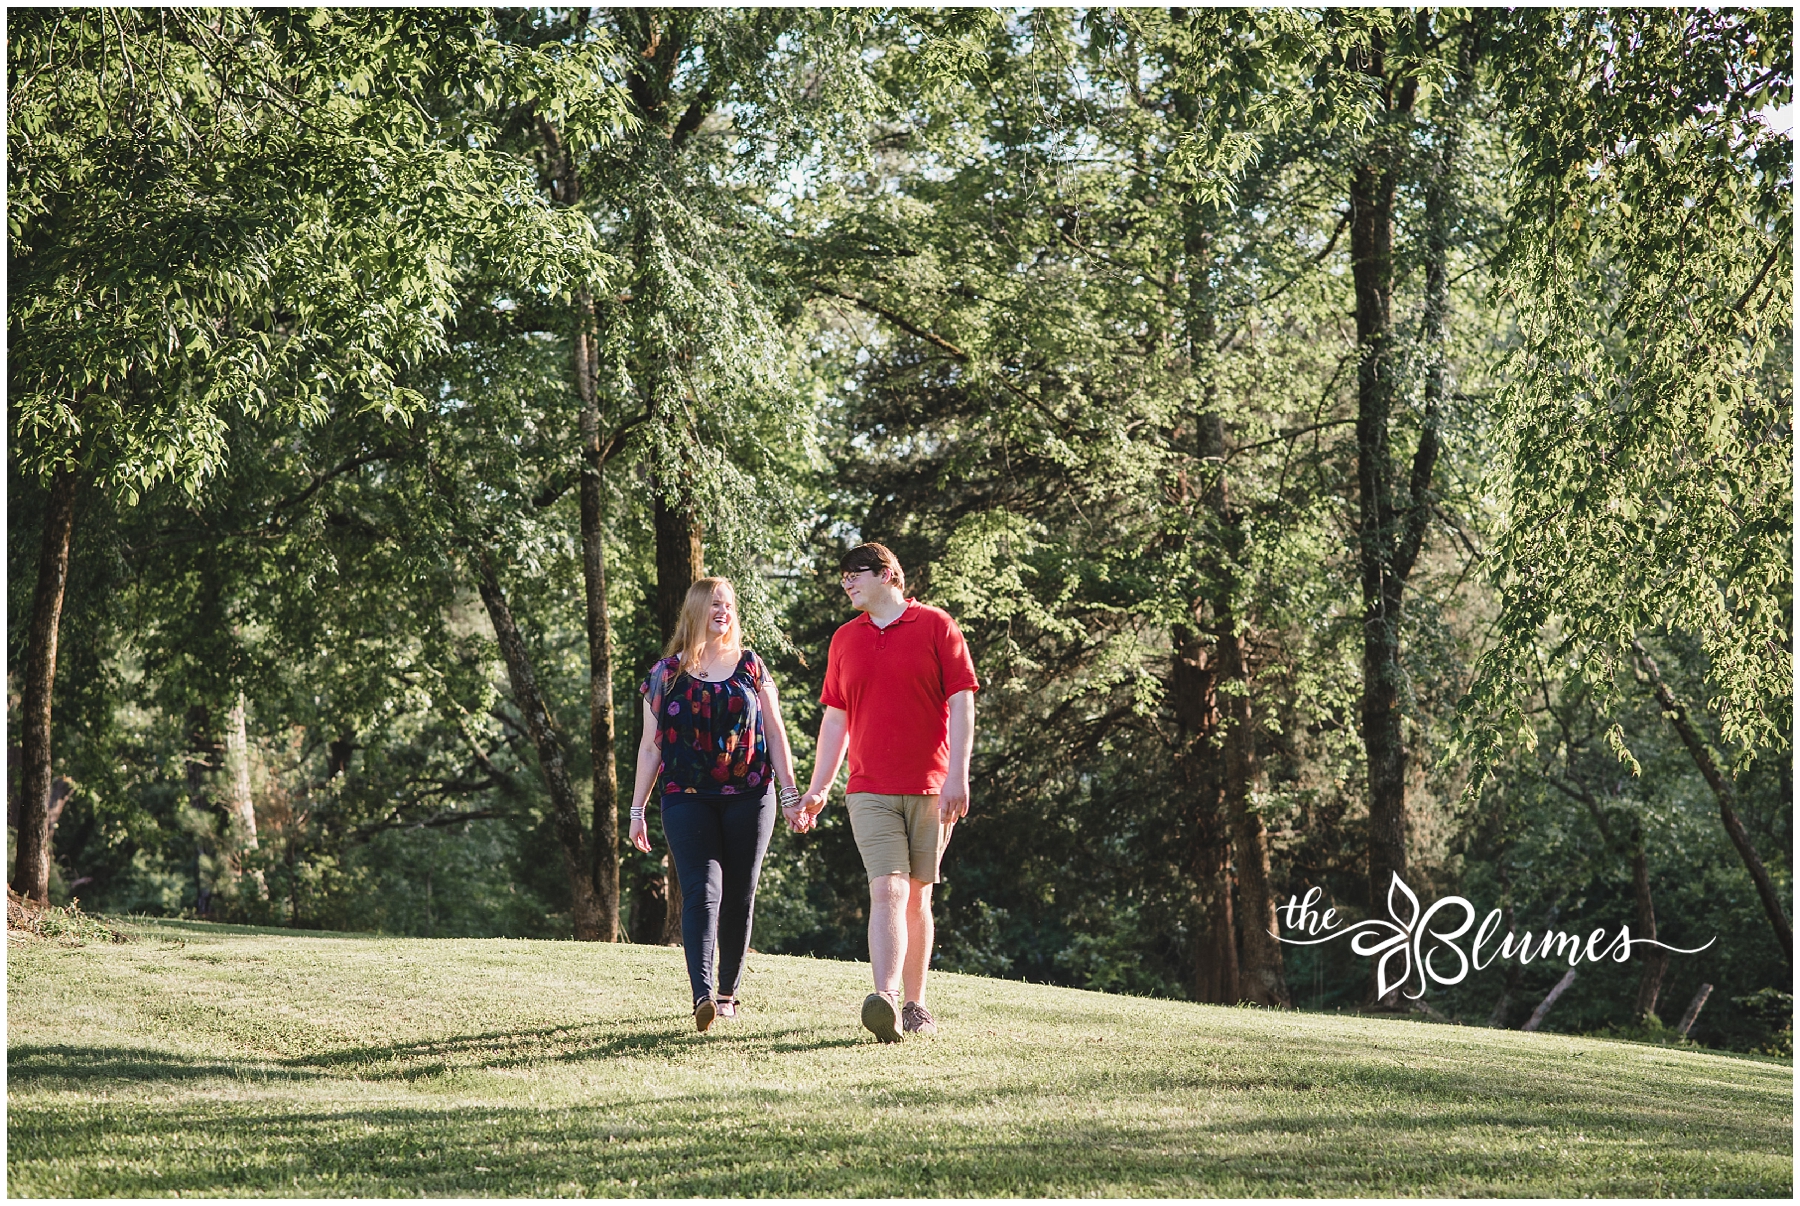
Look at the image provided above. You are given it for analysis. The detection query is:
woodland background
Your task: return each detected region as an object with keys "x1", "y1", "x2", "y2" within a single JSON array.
[{"x1": 8, "y1": 8, "x2": 1792, "y2": 1053}]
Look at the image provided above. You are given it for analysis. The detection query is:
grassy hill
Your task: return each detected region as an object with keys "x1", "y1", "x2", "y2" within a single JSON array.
[{"x1": 7, "y1": 917, "x2": 1791, "y2": 1197}]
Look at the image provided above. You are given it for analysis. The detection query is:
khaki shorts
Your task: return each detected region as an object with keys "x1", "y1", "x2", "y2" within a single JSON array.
[{"x1": 846, "y1": 792, "x2": 954, "y2": 884}]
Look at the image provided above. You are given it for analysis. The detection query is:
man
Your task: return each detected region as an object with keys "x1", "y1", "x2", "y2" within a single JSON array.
[{"x1": 795, "y1": 543, "x2": 978, "y2": 1042}]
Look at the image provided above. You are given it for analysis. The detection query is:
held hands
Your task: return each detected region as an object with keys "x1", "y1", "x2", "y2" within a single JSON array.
[
  {"x1": 778, "y1": 784, "x2": 811, "y2": 834},
  {"x1": 629, "y1": 811, "x2": 652, "y2": 853},
  {"x1": 784, "y1": 787, "x2": 827, "y2": 834}
]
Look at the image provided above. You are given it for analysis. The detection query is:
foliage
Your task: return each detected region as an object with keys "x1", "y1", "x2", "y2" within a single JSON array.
[
  {"x1": 9, "y1": 7, "x2": 1790, "y2": 1060},
  {"x1": 1461, "y1": 8, "x2": 1793, "y2": 771},
  {"x1": 1732, "y1": 988, "x2": 1794, "y2": 1057},
  {"x1": 7, "y1": 8, "x2": 606, "y2": 500},
  {"x1": 5, "y1": 890, "x2": 129, "y2": 946}
]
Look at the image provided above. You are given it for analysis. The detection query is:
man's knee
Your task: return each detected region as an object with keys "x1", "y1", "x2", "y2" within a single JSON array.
[
  {"x1": 870, "y1": 872, "x2": 909, "y2": 908},
  {"x1": 906, "y1": 877, "x2": 934, "y2": 912}
]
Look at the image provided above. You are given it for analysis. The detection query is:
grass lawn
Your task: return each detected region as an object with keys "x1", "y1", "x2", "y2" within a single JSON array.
[{"x1": 7, "y1": 917, "x2": 1791, "y2": 1197}]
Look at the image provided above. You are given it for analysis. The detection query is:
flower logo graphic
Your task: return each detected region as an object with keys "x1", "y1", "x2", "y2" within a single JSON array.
[
  {"x1": 1273, "y1": 873, "x2": 1711, "y2": 1000},
  {"x1": 1278, "y1": 873, "x2": 1475, "y2": 1000}
]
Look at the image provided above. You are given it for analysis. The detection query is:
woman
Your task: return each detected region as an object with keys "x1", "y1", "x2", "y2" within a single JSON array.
[{"x1": 629, "y1": 577, "x2": 807, "y2": 1032}]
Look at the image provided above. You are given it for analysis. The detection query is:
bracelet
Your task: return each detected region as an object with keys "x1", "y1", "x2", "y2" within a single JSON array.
[
  {"x1": 777, "y1": 785, "x2": 802, "y2": 809},
  {"x1": 630, "y1": 806, "x2": 646, "y2": 819}
]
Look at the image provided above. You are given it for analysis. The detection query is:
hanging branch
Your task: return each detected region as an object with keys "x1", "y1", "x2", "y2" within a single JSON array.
[{"x1": 1631, "y1": 637, "x2": 1790, "y2": 962}]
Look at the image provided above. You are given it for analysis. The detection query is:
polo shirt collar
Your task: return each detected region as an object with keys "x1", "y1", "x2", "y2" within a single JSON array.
[{"x1": 854, "y1": 598, "x2": 920, "y2": 628}]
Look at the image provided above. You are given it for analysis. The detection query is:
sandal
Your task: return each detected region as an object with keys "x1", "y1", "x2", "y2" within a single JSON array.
[{"x1": 694, "y1": 998, "x2": 717, "y2": 1033}]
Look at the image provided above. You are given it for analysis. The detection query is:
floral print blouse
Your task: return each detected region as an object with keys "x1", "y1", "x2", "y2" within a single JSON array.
[{"x1": 640, "y1": 650, "x2": 771, "y2": 798}]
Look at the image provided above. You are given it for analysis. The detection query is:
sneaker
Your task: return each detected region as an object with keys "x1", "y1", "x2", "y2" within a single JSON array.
[
  {"x1": 716, "y1": 997, "x2": 738, "y2": 1021},
  {"x1": 861, "y1": 992, "x2": 902, "y2": 1043},
  {"x1": 694, "y1": 999, "x2": 717, "y2": 1033},
  {"x1": 901, "y1": 1000, "x2": 937, "y2": 1037}
]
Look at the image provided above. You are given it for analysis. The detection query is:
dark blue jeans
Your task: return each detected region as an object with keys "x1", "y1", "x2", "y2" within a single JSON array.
[{"x1": 661, "y1": 789, "x2": 776, "y2": 1008}]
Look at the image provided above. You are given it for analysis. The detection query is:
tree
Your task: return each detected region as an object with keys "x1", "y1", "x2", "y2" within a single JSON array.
[
  {"x1": 1313, "y1": 11, "x2": 1480, "y2": 949},
  {"x1": 1461, "y1": 8, "x2": 1792, "y2": 954},
  {"x1": 515, "y1": 11, "x2": 640, "y2": 941},
  {"x1": 561, "y1": 7, "x2": 879, "y2": 939},
  {"x1": 804, "y1": 8, "x2": 1400, "y2": 1005},
  {"x1": 7, "y1": 10, "x2": 602, "y2": 902}
]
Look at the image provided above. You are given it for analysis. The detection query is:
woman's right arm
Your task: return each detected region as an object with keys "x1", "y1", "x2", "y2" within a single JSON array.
[{"x1": 628, "y1": 699, "x2": 661, "y2": 853}]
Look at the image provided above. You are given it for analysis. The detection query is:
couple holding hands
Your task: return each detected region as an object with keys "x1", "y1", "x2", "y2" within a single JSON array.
[{"x1": 626, "y1": 543, "x2": 979, "y2": 1043}]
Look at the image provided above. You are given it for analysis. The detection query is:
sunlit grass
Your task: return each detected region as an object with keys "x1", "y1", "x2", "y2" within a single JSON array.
[{"x1": 8, "y1": 918, "x2": 1790, "y2": 1197}]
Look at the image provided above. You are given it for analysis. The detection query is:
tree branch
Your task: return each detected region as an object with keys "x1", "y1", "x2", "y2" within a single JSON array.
[
  {"x1": 273, "y1": 447, "x2": 393, "y2": 514},
  {"x1": 1223, "y1": 418, "x2": 1357, "y2": 460},
  {"x1": 1732, "y1": 239, "x2": 1785, "y2": 313},
  {"x1": 670, "y1": 84, "x2": 717, "y2": 150},
  {"x1": 1394, "y1": 415, "x2": 1441, "y2": 581},
  {"x1": 1631, "y1": 637, "x2": 1790, "y2": 960},
  {"x1": 815, "y1": 285, "x2": 1058, "y2": 421},
  {"x1": 353, "y1": 806, "x2": 511, "y2": 841}
]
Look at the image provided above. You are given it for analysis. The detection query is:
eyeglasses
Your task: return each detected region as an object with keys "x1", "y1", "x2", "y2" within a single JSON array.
[{"x1": 840, "y1": 568, "x2": 874, "y2": 584}]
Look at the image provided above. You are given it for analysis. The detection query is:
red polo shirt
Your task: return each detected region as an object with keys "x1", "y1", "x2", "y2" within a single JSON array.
[{"x1": 820, "y1": 599, "x2": 980, "y2": 794}]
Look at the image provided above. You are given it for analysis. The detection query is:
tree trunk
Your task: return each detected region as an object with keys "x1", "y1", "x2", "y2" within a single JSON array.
[
  {"x1": 1352, "y1": 152, "x2": 1409, "y2": 932},
  {"x1": 1179, "y1": 199, "x2": 1280, "y2": 1006},
  {"x1": 1199, "y1": 402, "x2": 1287, "y2": 1007},
  {"x1": 1351, "y1": 34, "x2": 1435, "y2": 971},
  {"x1": 1194, "y1": 844, "x2": 1239, "y2": 1005},
  {"x1": 629, "y1": 867, "x2": 668, "y2": 944},
  {"x1": 1675, "y1": 983, "x2": 1713, "y2": 1037},
  {"x1": 541, "y1": 116, "x2": 623, "y2": 944},
  {"x1": 1632, "y1": 638, "x2": 1791, "y2": 962},
  {"x1": 1557, "y1": 766, "x2": 1672, "y2": 1021},
  {"x1": 221, "y1": 693, "x2": 266, "y2": 904},
  {"x1": 1173, "y1": 627, "x2": 1238, "y2": 1005},
  {"x1": 185, "y1": 704, "x2": 223, "y2": 916},
  {"x1": 11, "y1": 467, "x2": 78, "y2": 905},
  {"x1": 1486, "y1": 904, "x2": 1522, "y2": 1028},
  {"x1": 1222, "y1": 623, "x2": 1289, "y2": 1007},
  {"x1": 224, "y1": 694, "x2": 259, "y2": 858},
  {"x1": 653, "y1": 494, "x2": 705, "y2": 646},
  {"x1": 1561, "y1": 771, "x2": 1670, "y2": 1021},
  {"x1": 652, "y1": 492, "x2": 704, "y2": 945},
  {"x1": 44, "y1": 778, "x2": 72, "y2": 850},
  {"x1": 574, "y1": 294, "x2": 622, "y2": 942},
  {"x1": 475, "y1": 550, "x2": 604, "y2": 941},
  {"x1": 1521, "y1": 968, "x2": 1577, "y2": 1032},
  {"x1": 1630, "y1": 834, "x2": 1668, "y2": 1021}
]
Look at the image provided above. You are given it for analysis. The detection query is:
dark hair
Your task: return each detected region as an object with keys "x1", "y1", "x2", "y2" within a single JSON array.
[{"x1": 839, "y1": 542, "x2": 905, "y2": 590}]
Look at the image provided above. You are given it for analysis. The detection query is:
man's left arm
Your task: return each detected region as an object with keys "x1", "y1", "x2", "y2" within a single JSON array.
[{"x1": 939, "y1": 690, "x2": 976, "y2": 825}]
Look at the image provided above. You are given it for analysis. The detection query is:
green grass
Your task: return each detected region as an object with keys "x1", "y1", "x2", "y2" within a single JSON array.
[{"x1": 8, "y1": 919, "x2": 1791, "y2": 1197}]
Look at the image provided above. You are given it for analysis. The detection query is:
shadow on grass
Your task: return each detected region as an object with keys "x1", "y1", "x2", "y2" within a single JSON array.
[
  {"x1": 108, "y1": 917, "x2": 396, "y2": 940},
  {"x1": 8, "y1": 1083, "x2": 1790, "y2": 1198},
  {"x1": 8, "y1": 1045, "x2": 324, "y2": 1086},
  {"x1": 290, "y1": 1019, "x2": 866, "y2": 1079},
  {"x1": 11, "y1": 998, "x2": 1788, "y2": 1196},
  {"x1": 10, "y1": 1020, "x2": 870, "y2": 1091}
]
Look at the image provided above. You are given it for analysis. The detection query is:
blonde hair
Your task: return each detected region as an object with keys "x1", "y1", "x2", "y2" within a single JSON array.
[{"x1": 665, "y1": 577, "x2": 742, "y2": 675}]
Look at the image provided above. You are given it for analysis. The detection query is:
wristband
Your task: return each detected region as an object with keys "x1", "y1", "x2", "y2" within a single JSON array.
[{"x1": 777, "y1": 785, "x2": 802, "y2": 809}]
